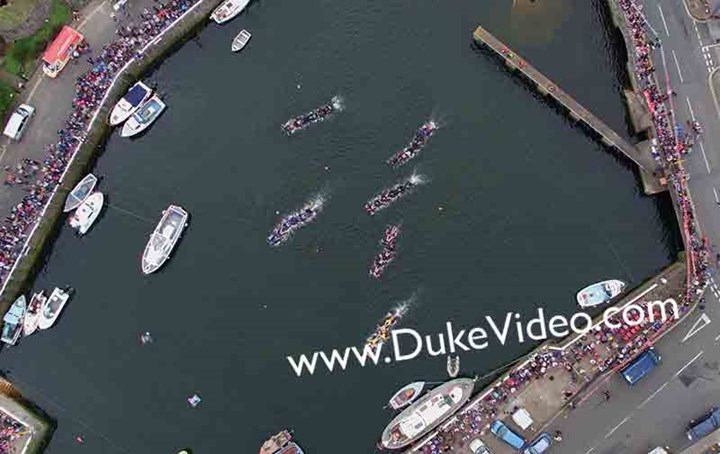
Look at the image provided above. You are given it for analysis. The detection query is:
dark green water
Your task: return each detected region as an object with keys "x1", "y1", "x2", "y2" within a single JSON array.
[{"x1": 1, "y1": 0, "x2": 680, "y2": 452}]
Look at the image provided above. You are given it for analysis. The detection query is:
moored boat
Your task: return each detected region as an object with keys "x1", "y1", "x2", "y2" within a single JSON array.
[
  {"x1": 37, "y1": 287, "x2": 71, "y2": 330},
  {"x1": 380, "y1": 377, "x2": 476, "y2": 450},
  {"x1": 211, "y1": 0, "x2": 250, "y2": 24},
  {"x1": 121, "y1": 94, "x2": 166, "y2": 138},
  {"x1": 23, "y1": 291, "x2": 46, "y2": 336},
  {"x1": 260, "y1": 430, "x2": 305, "y2": 454},
  {"x1": 232, "y1": 29, "x2": 252, "y2": 52},
  {"x1": 447, "y1": 355, "x2": 460, "y2": 378},
  {"x1": 69, "y1": 192, "x2": 104, "y2": 235},
  {"x1": 108, "y1": 81, "x2": 152, "y2": 126},
  {"x1": 142, "y1": 205, "x2": 189, "y2": 274},
  {"x1": 1, "y1": 296, "x2": 26, "y2": 345},
  {"x1": 63, "y1": 173, "x2": 98, "y2": 213},
  {"x1": 388, "y1": 381, "x2": 425, "y2": 410},
  {"x1": 576, "y1": 279, "x2": 626, "y2": 308}
]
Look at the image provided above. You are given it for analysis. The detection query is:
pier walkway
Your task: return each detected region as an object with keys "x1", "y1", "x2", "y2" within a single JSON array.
[{"x1": 472, "y1": 26, "x2": 664, "y2": 193}]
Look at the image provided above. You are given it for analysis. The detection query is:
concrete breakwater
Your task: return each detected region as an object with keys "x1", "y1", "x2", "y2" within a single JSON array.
[{"x1": 0, "y1": 0, "x2": 223, "y2": 310}]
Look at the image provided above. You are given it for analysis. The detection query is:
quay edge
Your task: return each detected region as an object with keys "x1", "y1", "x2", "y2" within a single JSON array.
[{"x1": 0, "y1": 0, "x2": 224, "y2": 311}]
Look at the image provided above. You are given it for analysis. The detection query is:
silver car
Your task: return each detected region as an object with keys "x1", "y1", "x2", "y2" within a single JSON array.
[{"x1": 469, "y1": 438, "x2": 491, "y2": 454}]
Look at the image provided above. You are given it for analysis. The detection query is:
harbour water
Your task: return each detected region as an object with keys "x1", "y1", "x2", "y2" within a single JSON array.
[{"x1": 0, "y1": 0, "x2": 681, "y2": 452}]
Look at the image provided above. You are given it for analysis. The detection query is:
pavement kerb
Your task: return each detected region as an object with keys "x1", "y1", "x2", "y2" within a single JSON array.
[
  {"x1": 682, "y1": 0, "x2": 712, "y2": 23},
  {"x1": 708, "y1": 66, "x2": 720, "y2": 120}
]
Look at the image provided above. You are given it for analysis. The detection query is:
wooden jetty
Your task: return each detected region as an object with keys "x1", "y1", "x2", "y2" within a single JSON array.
[{"x1": 472, "y1": 26, "x2": 665, "y2": 194}]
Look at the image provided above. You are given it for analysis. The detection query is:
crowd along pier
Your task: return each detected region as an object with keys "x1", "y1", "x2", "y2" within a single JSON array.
[{"x1": 472, "y1": 26, "x2": 666, "y2": 195}]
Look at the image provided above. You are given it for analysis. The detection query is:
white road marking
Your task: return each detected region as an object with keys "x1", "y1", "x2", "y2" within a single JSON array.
[
  {"x1": 78, "y1": 1, "x2": 109, "y2": 30},
  {"x1": 713, "y1": 187, "x2": 719, "y2": 203},
  {"x1": 703, "y1": 43, "x2": 720, "y2": 51},
  {"x1": 676, "y1": 351, "x2": 704, "y2": 376},
  {"x1": 715, "y1": 332, "x2": 720, "y2": 341},
  {"x1": 24, "y1": 76, "x2": 44, "y2": 104},
  {"x1": 699, "y1": 142, "x2": 712, "y2": 173},
  {"x1": 605, "y1": 416, "x2": 630, "y2": 439},
  {"x1": 683, "y1": 314, "x2": 711, "y2": 343},
  {"x1": 658, "y1": 5, "x2": 670, "y2": 36},
  {"x1": 672, "y1": 50, "x2": 685, "y2": 83},
  {"x1": 584, "y1": 448, "x2": 596, "y2": 454},
  {"x1": 686, "y1": 97, "x2": 696, "y2": 120},
  {"x1": 639, "y1": 382, "x2": 669, "y2": 408}
]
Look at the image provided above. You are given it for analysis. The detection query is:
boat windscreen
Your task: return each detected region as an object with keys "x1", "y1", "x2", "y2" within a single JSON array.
[{"x1": 126, "y1": 84, "x2": 149, "y2": 106}]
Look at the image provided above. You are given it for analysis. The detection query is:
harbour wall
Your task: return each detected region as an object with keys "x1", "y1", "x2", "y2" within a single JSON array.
[{"x1": 0, "y1": 0, "x2": 224, "y2": 310}]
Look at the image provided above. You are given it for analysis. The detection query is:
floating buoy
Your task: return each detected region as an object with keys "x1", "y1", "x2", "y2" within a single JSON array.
[{"x1": 75, "y1": 435, "x2": 85, "y2": 444}]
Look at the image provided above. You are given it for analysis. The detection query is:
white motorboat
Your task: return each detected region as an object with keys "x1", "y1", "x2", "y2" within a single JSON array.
[
  {"x1": 1, "y1": 295, "x2": 26, "y2": 345},
  {"x1": 387, "y1": 381, "x2": 425, "y2": 410},
  {"x1": 109, "y1": 81, "x2": 152, "y2": 126},
  {"x1": 231, "y1": 29, "x2": 252, "y2": 52},
  {"x1": 38, "y1": 287, "x2": 71, "y2": 330},
  {"x1": 63, "y1": 173, "x2": 98, "y2": 213},
  {"x1": 210, "y1": 0, "x2": 250, "y2": 24},
  {"x1": 576, "y1": 279, "x2": 626, "y2": 308},
  {"x1": 121, "y1": 94, "x2": 166, "y2": 138},
  {"x1": 141, "y1": 205, "x2": 189, "y2": 274},
  {"x1": 69, "y1": 192, "x2": 104, "y2": 235},
  {"x1": 23, "y1": 291, "x2": 46, "y2": 336},
  {"x1": 447, "y1": 355, "x2": 460, "y2": 378}
]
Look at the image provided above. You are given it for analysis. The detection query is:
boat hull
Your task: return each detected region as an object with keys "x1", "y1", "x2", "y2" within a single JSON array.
[
  {"x1": 389, "y1": 381, "x2": 425, "y2": 410},
  {"x1": 211, "y1": 0, "x2": 250, "y2": 24},
  {"x1": 142, "y1": 205, "x2": 189, "y2": 274},
  {"x1": 380, "y1": 377, "x2": 475, "y2": 450},
  {"x1": 63, "y1": 173, "x2": 98, "y2": 213},
  {"x1": 576, "y1": 279, "x2": 626, "y2": 308},
  {"x1": 69, "y1": 192, "x2": 104, "y2": 235},
  {"x1": 232, "y1": 30, "x2": 252, "y2": 52},
  {"x1": 1, "y1": 296, "x2": 26, "y2": 345},
  {"x1": 121, "y1": 95, "x2": 166, "y2": 138},
  {"x1": 109, "y1": 81, "x2": 152, "y2": 126},
  {"x1": 38, "y1": 288, "x2": 70, "y2": 330},
  {"x1": 23, "y1": 291, "x2": 45, "y2": 337}
]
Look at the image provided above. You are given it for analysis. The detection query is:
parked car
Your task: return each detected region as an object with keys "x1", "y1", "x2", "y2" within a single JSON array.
[
  {"x1": 469, "y1": 438, "x2": 491, "y2": 454},
  {"x1": 3, "y1": 104, "x2": 35, "y2": 141},
  {"x1": 524, "y1": 433, "x2": 552, "y2": 454},
  {"x1": 490, "y1": 421, "x2": 526, "y2": 450},
  {"x1": 687, "y1": 407, "x2": 720, "y2": 441},
  {"x1": 621, "y1": 347, "x2": 661, "y2": 385}
]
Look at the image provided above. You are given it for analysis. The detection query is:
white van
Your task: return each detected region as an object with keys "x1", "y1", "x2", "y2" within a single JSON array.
[{"x1": 3, "y1": 104, "x2": 35, "y2": 141}]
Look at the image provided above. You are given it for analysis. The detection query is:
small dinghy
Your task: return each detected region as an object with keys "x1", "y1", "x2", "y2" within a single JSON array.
[
  {"x1": 188, "y1": 394, "x2": 202, "y2": 408},
  {"x1": 63, "y1": 173, "x2": 98, "y2": 213},
  {"x1": 109, "y1": 81, "x2": 152, "y2": 126},
  {"x1": 0, "y1": 295, "x2": 26, "y2": 345},
  {"x1": 447, "y1": 355, "x2": 460, "y2": 378},
  {"x1": 121, "y1": 94, "x2": 166, "y2": 138},
  {"x1": 38, "y1": 287, "x2": 71, "y2": 330},
  {"x1": 210, "y1": 0, "x2": 250, "y2": 24},
  {"x1": 23, "y1": 291, "x2": 46, "y2": 336},
  {"x1": 576, "y1": 279, "x2": 626, "y2": 308},
  {"x1": 69, "y1": 192, "x2": 104, "y2": 235},
  {"x1": 387, "y1": 381, "x2": 425, "y2": 410},
  {"x1": 231, "y1": 29, "x2": 252, "y2": 52}
]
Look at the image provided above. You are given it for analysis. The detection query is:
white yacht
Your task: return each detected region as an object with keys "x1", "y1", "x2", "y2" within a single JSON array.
[
  {"x1": 109, "y1": 81, "x2": 152, "y2": 126},
  {"x1": 38, "y1": 287, "x2": 71, "y2": 330},
  {"x1": 231, "y1": 29, "x2": 252, "y2": 52},
  {"x1": 121, "y1": 94, "x2": 166, "y2": 138},
  {"x1": 63, "y1": 173, "x2": 98, "y2": 213},
  {"x1": 210, "y1": 0, "x2": 250, "y2": 24},
  {"x1": 141, "y1": 205, "x2": 189, "y2": 274},
  {"x1": 69, "y1": 192, "x2": 104, "y2": 235},
  {"x1": 1, "y1": 295, "x2": 26, "y2": 345},
  {"x1": 23, "y1": 291, "x2": 46, "y2": 336},
  {"x1": 576, "y1": 279, "x2": 626, "y2": 308}
]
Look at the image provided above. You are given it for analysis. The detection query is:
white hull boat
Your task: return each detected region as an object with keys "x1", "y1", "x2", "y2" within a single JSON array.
[
  {"x1": 576, "y1": 279, "x2": 626, "y2": 308},
  {"x1": 447, "y1": 355, "x2": 460, "y2": 378},
  {"x1": 211, "y1": 0, "x2": 250, "y2": 24},
  {"x1": 141, "y1": 205, "x2": 189, "y2": 274},
  {"x1": 23, "y1": 291, "x2": 46, "y2": 336},
  {"x1": 69, "y1": 192, "x2": 104, "y2": 235},
  {"x1": 63, "y1": 173, "x2": 98, "y2": 213},
  {"x1": 231, "y1": 29, "x2": 252, "y2": 52},
  {"x1": 121, "y1": 94, "x2": 166, "y2": 138},
  {"x1": 1, "y1": 295, "x2": 26, "y2": 345},
  {"x1": 109, "y1": 81, "x2": 152, "y2": 126},
  {"x1": 388, "y1": 381, "x2": 425, "y2": 410},
  {"x1": 38, "y1": 287, "x2": 71, "y2": 330}
]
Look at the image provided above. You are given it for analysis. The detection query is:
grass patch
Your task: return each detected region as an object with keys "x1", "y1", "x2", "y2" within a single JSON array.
[
  {"x1": 0, "y1": 79, "x2": 16, "y2": 116},
  {"x1": 2, "y1": 0, "x2": 72, "y2": 77},
  {"x1": 0, "y1": 0, "x2": 41, "y2": 31}
]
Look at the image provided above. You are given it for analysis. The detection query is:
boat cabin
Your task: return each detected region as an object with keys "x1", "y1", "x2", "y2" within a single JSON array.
[{"x1": 42, "y1": 26, "x2": 85, "y2": 78}]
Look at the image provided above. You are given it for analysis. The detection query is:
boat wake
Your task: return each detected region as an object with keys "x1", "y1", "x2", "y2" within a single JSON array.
[
  {"x1": 267, "y1": 195, "x2": 325, "y2": 247},
  {"x1": 369, "y1": 225, "x2": 400, "y2": 279},
  {"x1": 365, "y1": 172, "x2": 425, "y2": 215},
  {"x1": 366, "y1": 298, "x2": 412, "y2": 351},
  {"x1": 281, "y1": 95, "x2": 343, "y2": 135},
  {"x1": 387, "y1": 120, "x2": 438, "y2": 168}
]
